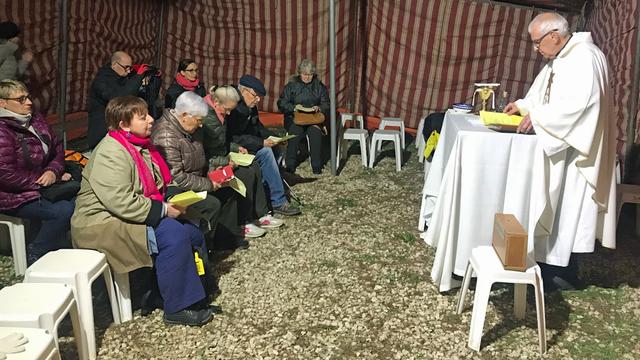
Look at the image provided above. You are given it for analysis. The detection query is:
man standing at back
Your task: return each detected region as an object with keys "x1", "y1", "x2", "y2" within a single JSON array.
[
  {"x1": 87, "y1": 51, "x2": 144, "y2": 149},
  {"x1": 226, "y1": 75, "x2": 301, "y2": 216},
  {"x1": 504, "y1": 12, "x2": 616, "y2": 290}
]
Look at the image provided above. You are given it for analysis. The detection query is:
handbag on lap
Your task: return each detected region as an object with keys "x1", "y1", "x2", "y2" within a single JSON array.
[{"x1": 293, "y1": 111, "x2": 325, "y2": 126}]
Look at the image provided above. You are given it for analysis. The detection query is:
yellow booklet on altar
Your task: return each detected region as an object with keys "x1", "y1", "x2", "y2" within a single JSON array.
[
  {"x1": 267, "y1": 134, "x2": 297, "y2": 144},
  {"x1": 169, "y1": 190, "x2": 207, "y2": 207},
  {"x1": 480, "y1": 111, "x2": 524, "y2": 126},
  {"x1": 225, "y1": 177, "x2": 247, "y2": 197},
  {"x1": 229, "y1": 152, "x2": 255, "y2": 166}
]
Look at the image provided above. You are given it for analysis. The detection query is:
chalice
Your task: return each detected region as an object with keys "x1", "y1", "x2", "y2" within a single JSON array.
[{"x1": 472, "y1": 83, "x2": 500, "y2": 112}]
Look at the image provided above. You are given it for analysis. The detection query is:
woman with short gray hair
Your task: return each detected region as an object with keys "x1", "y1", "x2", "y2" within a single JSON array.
[{"x1": 277, "y1": 59, "x2": 330, "y2": 174}]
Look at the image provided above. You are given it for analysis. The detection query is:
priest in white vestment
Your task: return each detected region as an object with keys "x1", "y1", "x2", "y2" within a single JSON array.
[{"x1": 504, "y1": 13, "x2": 617, "y2": 282}]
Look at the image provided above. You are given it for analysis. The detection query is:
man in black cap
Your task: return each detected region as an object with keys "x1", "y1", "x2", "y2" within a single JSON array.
[
  {"x1": 0, "y1": 21, "x2": 33, "y2": 81},
  {"x1": 226, "y1": 75, "x2": 301, "y2": 216},
  {"x1": 86, "y1": 51, "x2": 146, "y2": 149}
]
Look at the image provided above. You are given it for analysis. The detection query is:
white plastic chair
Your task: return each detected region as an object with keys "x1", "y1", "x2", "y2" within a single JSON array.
[
  {"x1": 338, "y1": 113, "x2": 369, "y2": 167},
  {"x1": 369, "y1": 130, "x2": 402, "y2": 172},
  {"x1": 456, "y1": 246, "x2": 546, "y2": 354},
  {"x1": 0, "y1": 214, "x2": 27, "y2": 276},
  {"x1": 0, "y1": 327, "x2": 60, "y2": 360},
  {"x1": 113, "y1": 272, "x2": 132, "y2": 323},
  {"x1": 379, "y1": 117, "x2": 406, "y2": 149},
  {"x1": 23, "y1": 249, "x2": 122, "y2": 360},
  {"x1": 0, "y1": 283, "x2": 88, "y2": 360}
]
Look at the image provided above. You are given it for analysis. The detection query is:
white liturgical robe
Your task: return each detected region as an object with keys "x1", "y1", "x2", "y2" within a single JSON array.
[{"x1": 515, "y1": 32, "x2": 616, "y2": 266}]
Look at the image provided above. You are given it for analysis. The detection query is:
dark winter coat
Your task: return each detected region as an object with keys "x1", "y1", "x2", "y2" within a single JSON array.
[
  {"x1": 202, "y1": 107, "x2": 240, "y2": 170},
  {"x1": 0, "y1": 113, "x2": 64, "y2": 211},
  {"x1": 226, "y1": 91, "x2": 274, "y2": 154},
  {"x1": 277, "y1": 76, "x2": 330, "y2": 129},
  {"x1": 164, "y1": 80, "x2": 206, "y2": 109},
  {"x1": 87, "y1": 65, "x2": 143, "y2": 148}
]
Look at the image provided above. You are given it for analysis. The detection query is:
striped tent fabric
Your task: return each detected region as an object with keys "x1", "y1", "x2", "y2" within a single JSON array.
[
  {"x1": 358, "y1": 0, "x2": 579, "y2": 129},
  {"x1": 1, "y1": 0, "x2": 59, "y2": 117},
  {"x1": 160, "y1": 0, "x2": 358, "y2": 114},
  {"x1": 586, "y1": 0, "x2": 639, "y2": 152},
  {"x1": 65, "y1": 0, "x2": 160, "y2": 114}
]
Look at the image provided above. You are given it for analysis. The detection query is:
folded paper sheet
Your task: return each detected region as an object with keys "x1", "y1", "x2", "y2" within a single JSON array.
[
  {"x1": 226, "y1": 177, "x2": 247, "y2": 197},
  {"x1": 229, "y1": 152, "x2": 255, "y2": 166},
  {"x1": 480, "y1": 111, "x2": 524, "y2": 126},
  {"x1": 169, "y1": 190, "x2": 208, "y2": 207},
  {"x1": 267, "y1": 134, "x2": 297, "y2": 144}
]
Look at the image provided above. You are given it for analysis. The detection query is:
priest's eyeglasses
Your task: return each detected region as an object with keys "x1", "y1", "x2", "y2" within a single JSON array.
[
  {"x1": 2, "y1": 95, "x2": 30, "y2": 104},
  {"x1": 532, "y1": 29, "x2": 557, "y2": 49}
]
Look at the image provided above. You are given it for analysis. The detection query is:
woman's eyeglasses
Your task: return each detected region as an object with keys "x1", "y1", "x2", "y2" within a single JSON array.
[{"x1": 2, "y1": 95, "x2": 30, "y2": 104}]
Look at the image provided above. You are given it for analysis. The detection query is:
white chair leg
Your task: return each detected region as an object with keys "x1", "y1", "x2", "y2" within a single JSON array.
[
  {"x1": 513, "y1": 283, "x2": 526, "y2": 319},
  {"x1": 11, "y1": 222, "x2": 27, "y2": 276},
  {"x1": 102, "y1": 267, "x2": 121, "y2": 324},
  {"x1": 68, "y1": 300, "x2": 90, "y2": 360},
  {"x1": 468, "y1": 278, "x2": 492, "y2": 351},
  {"x1": 114, "y1": 272, "x2": 132, "y2": 322},
  {"x1": 369, "y1": 138, "x2": 377, "y2": 168},
  {"x1": 416, "y1": 120, "x2": 424, "y2": 149},
  {"x1": 74, "y1": 276, "x2": 96, "y2": 360},
  {"x1": 394, "y1": 137, "x2": 402, "y2": 172},
  {"x1": 534, "y1": 268, "x2": 547, "y2": 354},
  {"x1": 359, "y1": 137, "x2": 368, "y2": 167},
  {"x1": 457, "y1": 262, "x2": 473, "y2": 314}
]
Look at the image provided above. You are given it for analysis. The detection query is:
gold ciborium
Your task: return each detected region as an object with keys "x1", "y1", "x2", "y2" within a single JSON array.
[{"x1": 472, "y1": 83, "x2": 500, "y2": 111}]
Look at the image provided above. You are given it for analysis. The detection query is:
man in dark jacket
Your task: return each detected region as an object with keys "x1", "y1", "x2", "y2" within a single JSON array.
[
  {"x1": 226, "y1": 75, "x2": 301, "y2": 216},
  {"x1": 86, "y1": 51, "x2": 144, "y2": 149}
]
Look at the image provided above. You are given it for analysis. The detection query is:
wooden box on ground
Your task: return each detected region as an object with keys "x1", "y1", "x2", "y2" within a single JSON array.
[{"x1": 492, "y1": 214, "x2": 527, "y2": 271}]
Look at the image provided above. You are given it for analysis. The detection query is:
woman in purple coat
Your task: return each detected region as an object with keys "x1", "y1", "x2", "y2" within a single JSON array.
[{"x1": 0, "y1": 80, "x2": 74, "y2": 265}]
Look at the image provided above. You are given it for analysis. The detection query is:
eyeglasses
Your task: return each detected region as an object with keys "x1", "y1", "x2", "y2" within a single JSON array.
[
  {"x1": 245, "y1": 88, "x2": 261, "y2": 99},
  {"x1": 116, "y1": 61, "x2": 132, "y2": 72},
  {"x1": 532, "y1": 29, "x2": 557, "y2": 49},
  {"x1": 2, "y1": 95, "x2": 30, "y2": 104}
]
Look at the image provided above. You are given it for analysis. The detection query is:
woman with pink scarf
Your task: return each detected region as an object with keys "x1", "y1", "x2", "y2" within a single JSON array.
[
  {"x1": 71, "y1": 96, "x2": 213, "y2": 327},
  {"x1": 164, "y1": 58, "x2": 206, "y2": 108}
]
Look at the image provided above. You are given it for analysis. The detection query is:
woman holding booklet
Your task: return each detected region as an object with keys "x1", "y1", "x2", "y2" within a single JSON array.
[
  {"x1": 202, "y1": 85, "x2": 283, "y2": 238},
  {"x1": 71, "y1": 96, "x2": 213, "y2": 327},
  {"x1": 151, "y1": 91, "x2": 248, "y2": 250}
]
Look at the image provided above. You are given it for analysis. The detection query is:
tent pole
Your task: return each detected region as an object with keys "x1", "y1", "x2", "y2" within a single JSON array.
[
  {"x1": 153, "y1": 0, "x2": 165, "y2": 67},
  {"x1": 625, "y1": 1, "x2": 640, "y2": 180},
  {"x1": 57, "y1": 0, "x2": 69, "y2": 150},
  {"x1": 329, "y1": 0, "x2": 337, "y2": 175}
]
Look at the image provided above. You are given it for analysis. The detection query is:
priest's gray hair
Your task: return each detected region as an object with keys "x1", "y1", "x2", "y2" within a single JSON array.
[
  {"x1": 528, "y1": 13, "x2": 570, "y2": 37},
  {"x1": 297, "y1": 59, "x2": 317, "y2": 75},
  {"x1": 175, "y1": 91, "x2": 209, "y2": 117}
]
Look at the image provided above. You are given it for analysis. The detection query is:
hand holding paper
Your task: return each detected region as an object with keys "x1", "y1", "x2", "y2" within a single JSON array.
[
  {"x1": 168, "y1": 190, "x2": 207, "y2": 207},
  {"x1": 266, "y1": 134, "x2": 297, "y2": 144},
  {"x1": 208, "y1": 165, "x2": 235, "y2": 184},
  {"x1": 229, "y1": 152, "x2": 255, "y2": 167}
]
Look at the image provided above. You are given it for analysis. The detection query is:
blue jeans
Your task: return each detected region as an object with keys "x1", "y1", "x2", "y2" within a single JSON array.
[
  {"x1": 154, "y1": 218, "x2": 206, "y2": 314},
  {"x1": 4, "y1": 197, "x2": 75, "y2": 263},
  {"x1": 254, "y1": 147, "x2": 286, "y2": 207}
]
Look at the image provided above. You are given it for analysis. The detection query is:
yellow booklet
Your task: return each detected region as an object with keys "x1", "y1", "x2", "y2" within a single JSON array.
[
  {"x1": 169, "y1": 190, "x2": 207, "y2": 207},
  {"x1": 229, "y1": 152, "x2": 255, "y2": 166},
  {"x1": 225, "y1": 177, "x2": 247, "y2": 197},
  {"x1": 267, "y1": 134, "x2": 297, "y2": 144},
  {"x1": 480, "y1": 111, "x2": 524, "y2": 126}
]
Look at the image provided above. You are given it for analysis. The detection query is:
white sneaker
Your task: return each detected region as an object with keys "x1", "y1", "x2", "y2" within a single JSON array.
[
  {"x1": 244, "y1": 223, "x2": 266, "y2": 238},
  {"x1": 258, "y1": 214, "x2": 284, "y2": 229}
]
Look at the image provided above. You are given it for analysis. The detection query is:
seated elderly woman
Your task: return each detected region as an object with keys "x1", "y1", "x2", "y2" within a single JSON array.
[
  {"x1": 0, "y1": 79, "x2": 74, "y2": 265},
  {"x1": 202, "y1": 85, "x2": 284, "y2": 238},
  {"x1": 164, "y1": 58, "x2": 206, "y2": 109},
  {"x1": 71, "y1": 96, "x2": 212, "y2": 327},
  {"x1": 152, "y1": 91, "x2": 247, "y2": 249},
  {"x1": 277, "y1": 59, "x2": 330, "y2": 174}
]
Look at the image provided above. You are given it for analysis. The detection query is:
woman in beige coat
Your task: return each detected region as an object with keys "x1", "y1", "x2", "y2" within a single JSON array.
[{"x1": 71, "y1": 96, "x2": 212, "y2": 326}]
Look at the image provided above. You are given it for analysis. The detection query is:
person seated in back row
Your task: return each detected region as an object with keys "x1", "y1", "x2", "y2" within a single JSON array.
[
  {"x1": 0, "y1": 80, "x2": 74, "y2": 265},
  {"x1": 277, "y1": 59, "x2": 330, "y2": 175},
  {"x1": 226, "y1": 75, "x2": 301, "y2": 216},
  {"x1": 71, "y1": 96, "x2": 213, "y2": 326}
]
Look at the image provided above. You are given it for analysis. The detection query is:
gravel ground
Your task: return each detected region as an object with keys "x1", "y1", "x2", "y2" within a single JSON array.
[{"x1": 1, "y1": 142, "x2": 639, "y2": 359}]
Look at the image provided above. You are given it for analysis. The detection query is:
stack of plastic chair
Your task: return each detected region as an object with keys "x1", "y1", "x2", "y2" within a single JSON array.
[{"x1": 369, "y1": 117, "x2": 403, "y2": 172}]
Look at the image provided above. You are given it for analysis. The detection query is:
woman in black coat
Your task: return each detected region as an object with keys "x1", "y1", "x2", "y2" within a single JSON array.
[
  {"x1": 164, "y1": 58, "x2": 206, "y2": 109},
  {"x1": 277, "y1": 59, "x2": 330, "y2": 174}
]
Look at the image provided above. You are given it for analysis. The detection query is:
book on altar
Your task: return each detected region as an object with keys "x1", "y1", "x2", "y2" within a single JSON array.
[
  {"x1": 228, "y1": 152, "x2": 255, "y2": 167},
  {"x1": 225, "y1": 177, "x2": 247, "y2": 197},
  {"x1": 266, "y1": 134, "x2": 297, "y2": 144},
  {"x1": 169, "y1": 190, "x2": 207, "y2": 207},
  {"x1": 480, "y1": 111, "x2": 523, "y2": 127},
  {"x1": 208, "y1": 165, "x2": 235, "y2": 184}
]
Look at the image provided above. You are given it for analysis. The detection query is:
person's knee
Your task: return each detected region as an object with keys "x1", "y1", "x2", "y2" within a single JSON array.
[{"x1": 54, "y1": 200, "x2": 75, "y2": 220}]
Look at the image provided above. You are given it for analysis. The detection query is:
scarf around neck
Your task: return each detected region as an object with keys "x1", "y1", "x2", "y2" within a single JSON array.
[
  {"x1": 0, "y1": 108, "x2": 32, "y2": 125},
  {"x1": 109, "y1": 129, "x2": 172, "y2": 201},
  {"x1": 175, "y1": 72, "x2": 200, "y2": 91}
]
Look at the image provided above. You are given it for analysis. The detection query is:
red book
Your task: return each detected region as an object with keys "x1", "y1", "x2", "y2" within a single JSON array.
[{"x1": 208, "y1": 165, "x2": 235, "y2": 184}]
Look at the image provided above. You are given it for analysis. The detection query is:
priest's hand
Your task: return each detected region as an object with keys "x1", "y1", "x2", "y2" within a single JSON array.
[
  {"x1": 517, "y1": 114, "x2": 534, "y2": 134},
  {"x1": 503, "y1": 102, "x2": 520, "y2": 115}
]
